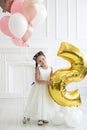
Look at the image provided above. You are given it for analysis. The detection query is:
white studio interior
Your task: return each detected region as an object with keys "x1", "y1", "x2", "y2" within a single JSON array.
[{"x1": 0, "y1": 0, "x2": 87, "y2": 130}]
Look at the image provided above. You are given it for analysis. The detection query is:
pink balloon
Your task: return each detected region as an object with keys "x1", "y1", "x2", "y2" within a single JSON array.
[
  {"x1": 0, "y1": 16, "x2": 15, "y2": 38},
  {"x1": 11, "y1": 0, "x2": 24, "y2": 14},
  {"x1": 23, "y1": 3, "x2": 39, "y2": 22},
  {"x1": 12, "y1": 37, "x2": 29, "y2": 47}
]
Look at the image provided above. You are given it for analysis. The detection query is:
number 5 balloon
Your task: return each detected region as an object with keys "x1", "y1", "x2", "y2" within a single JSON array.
[{"x1": 49, "y1": 42, "x2": 87, "y2": 107}]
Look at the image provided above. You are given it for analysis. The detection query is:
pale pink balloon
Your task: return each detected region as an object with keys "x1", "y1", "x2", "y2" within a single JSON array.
[
  {"x1": 22, "y1": 25, "x2": 33, "y2": 42},
  {"x1": 0, "y1": 16, "x2": 14, "y2": 38},
  {"x1": 11, "y1": 0, "x2": 24, "y2": 14},
  {"x1": 23, "y1": 3, "x2": 39, "y2": 22},
  {"x1": 24, "y1": 0, "x2": 44, "y2": 4},
  {"x1": 12, "y1": 37, "x2": 29, "y2": 47}
]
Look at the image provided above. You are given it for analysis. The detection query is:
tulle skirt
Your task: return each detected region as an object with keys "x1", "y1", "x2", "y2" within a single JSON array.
[
  {"x1": 24, "y1": 82, "x2": 60, "y2": 120},
  {"x1": 24, "y1": 83, "x2": 87, "y2": 128}
]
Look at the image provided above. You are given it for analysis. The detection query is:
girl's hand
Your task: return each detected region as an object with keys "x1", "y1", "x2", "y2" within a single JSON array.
[{"x1": 47, "y1": 80, "x2": 53, "y2": 85}]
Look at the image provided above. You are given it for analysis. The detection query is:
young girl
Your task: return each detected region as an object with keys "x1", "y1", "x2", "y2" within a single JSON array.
[{"x1": 23, "y1": 51, "x2": 56, "y2": 126}]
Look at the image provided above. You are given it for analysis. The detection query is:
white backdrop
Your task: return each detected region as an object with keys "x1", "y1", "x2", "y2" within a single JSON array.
[{"x1": 0, "y1": 0, "x2": 87, "y2": 98}]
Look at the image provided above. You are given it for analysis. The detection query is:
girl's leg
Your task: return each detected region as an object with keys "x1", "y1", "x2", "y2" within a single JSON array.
[
  {"x1": 22, "y1": 117, "x2": 30, "y2": 124},
  {"x1": 22, "y1": 117, "x2": 27, "y2": 124}
]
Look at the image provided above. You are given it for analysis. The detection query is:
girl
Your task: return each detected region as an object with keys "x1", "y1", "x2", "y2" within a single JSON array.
[{"x1": 23, "y1": 51, "x2": 56, "y2": 126}]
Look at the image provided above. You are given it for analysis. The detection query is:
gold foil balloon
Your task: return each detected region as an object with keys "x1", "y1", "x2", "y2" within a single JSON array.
[{"x1": 48, "y1": 42, "x2": 87, "y2": 107}]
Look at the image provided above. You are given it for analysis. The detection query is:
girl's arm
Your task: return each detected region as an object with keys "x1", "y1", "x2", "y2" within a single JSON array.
[
  {"x1": 50, "y1": 66, "x2": 53, "y2": 76},
  {"x1": 35, "y1": 67, "x2": 52, "y2": 85}
]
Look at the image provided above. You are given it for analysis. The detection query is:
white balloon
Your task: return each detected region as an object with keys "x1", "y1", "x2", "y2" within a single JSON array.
[
  {"x1": 50, "y1": 111, "x2": 65, "y2": 125},
  {"x1": 8, "y1": 13, "x2": 28, "y2": 38},
  {"x1": 65, "y1": 107, "x2": 83, "y2": 127},
  {"x1": 31, "y1": 4, "x2": 47, "y2": 26}
]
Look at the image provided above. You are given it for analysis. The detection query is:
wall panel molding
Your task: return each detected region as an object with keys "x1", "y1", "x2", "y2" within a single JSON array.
[
  {"x1": 77, "y1": 0, "x2": 87, "y2": 40},
  {"x1": 56, "y1": 0, "x2": 68, "y2": 40},
  {"x1": 0, "y1": 48, "x2": 47, "y2": 98}
]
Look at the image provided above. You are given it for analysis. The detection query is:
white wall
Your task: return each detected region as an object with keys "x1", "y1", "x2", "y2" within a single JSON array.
[{"x1": 0, "y1": 0, "x2": 87, "y2": 97}]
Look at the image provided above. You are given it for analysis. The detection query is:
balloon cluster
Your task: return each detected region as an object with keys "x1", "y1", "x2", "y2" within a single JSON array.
[
  {"x1": 0, "y1": 0, "x2": 47, "y2": 47},
  {"x1": 50, "y1": 107, "x2": 83, "y2": 128}
]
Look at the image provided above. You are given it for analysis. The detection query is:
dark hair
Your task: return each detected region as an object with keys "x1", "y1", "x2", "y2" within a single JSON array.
[{"x1": 33, "y1": 51, "x2": 45, "y2": 68}]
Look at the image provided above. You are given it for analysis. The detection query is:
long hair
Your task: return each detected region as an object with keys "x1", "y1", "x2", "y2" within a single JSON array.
[{"x1": 33, "y1": 51, "x2": 45, "y2": 68}]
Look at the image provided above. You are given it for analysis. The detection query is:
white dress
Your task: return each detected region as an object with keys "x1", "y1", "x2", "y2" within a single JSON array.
[
  {"x1": 23, "y1": 66, "x2": 87, "y2": 127},
  {"x1": 24, "y1": 66, "x2": 58, "y2": 120}
]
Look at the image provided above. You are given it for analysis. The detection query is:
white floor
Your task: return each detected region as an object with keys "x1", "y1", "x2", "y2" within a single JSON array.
[{"x1": 0, "y1": 98, "x2": 87, "y2": 130}]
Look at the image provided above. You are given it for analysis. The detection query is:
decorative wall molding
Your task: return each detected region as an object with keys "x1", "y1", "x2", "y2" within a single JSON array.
[
  {"x1": 56, "y1": 0, "x2": 68, "y2": 40},
  {"x1": 0, "y1": 48, "x2": 47, "y2": 98}
]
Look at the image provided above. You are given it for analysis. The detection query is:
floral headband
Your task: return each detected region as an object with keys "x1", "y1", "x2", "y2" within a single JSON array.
[{"x1": 33, "y1": 51, "x2": 45, "y2": 61}]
